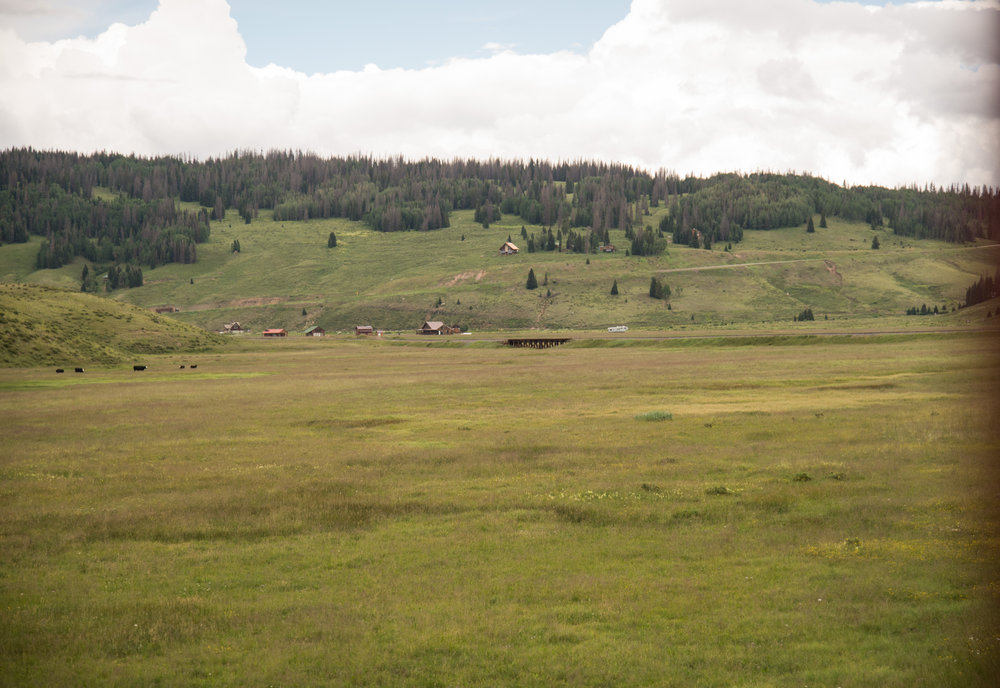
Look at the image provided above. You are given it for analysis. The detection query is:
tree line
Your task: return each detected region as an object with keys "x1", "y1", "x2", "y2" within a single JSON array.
[{"x1": 655, "y1": 172, "x2": 999, "y2": 248}]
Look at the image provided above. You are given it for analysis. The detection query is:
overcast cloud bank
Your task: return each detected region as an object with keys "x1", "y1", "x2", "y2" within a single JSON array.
[{"x1": 1, "y1": 0, "x2": 997, "y2": 187}]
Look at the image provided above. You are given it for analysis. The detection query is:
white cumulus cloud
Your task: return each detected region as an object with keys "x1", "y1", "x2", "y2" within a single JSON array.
[{"x1": 0, "y1": 0, "x2": 997, "y2": 187}]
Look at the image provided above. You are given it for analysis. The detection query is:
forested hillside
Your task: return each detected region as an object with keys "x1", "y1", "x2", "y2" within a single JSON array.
[{"x1": 2, "y1": 149, "x2": 998, "y2": 286}]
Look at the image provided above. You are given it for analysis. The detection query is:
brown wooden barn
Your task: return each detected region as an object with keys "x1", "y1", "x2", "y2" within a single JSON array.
[
  {"x1": 499, "y1": 241, "x2": 519, "y2": 256},
  {"x1": 417, "y1": 321, "x2": 459, "y2": 335}
]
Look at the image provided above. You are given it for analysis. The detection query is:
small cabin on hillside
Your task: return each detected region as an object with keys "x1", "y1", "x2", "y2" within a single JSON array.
[
  {"x1": 222, "y1": 321, "x2": 244, "y2": 333},
  {"x1": 600, "y1": 244, "x2": 616, "y2": 253},
  {"x1": 355, "y1": 325, "x2": 375, "y2": 336},
  {"x1": 499, "y1": 241, "x2": 519, "y2": 256},
  {"x1": 417, "y1": 321, "x2": 459, "y2": 335},
  {"x1": 262, "y1": 328, "x2": 287, "y2": 337},
  {"x1": 304, "y1": 326, "x2": 325, "y2": 337},
  {"x1": 153, "y1": 305, "x2": 179, "y2": 313}
]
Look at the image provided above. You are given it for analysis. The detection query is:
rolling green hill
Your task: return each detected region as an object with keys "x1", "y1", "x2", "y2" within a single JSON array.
[
  {"x1": 0, "y1": 283, "x2": 225, "y2": 367},
  {"x1": 2, "y1": 151, "x2": 997, "y2": 335},
  {"x1": 4, "y1": 205, "x2": 996, "y2": 335}
]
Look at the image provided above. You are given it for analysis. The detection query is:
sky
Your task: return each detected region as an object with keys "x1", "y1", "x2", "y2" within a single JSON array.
[{"x1": 0, "y1": 0, "x2": 997, "y2": 188}]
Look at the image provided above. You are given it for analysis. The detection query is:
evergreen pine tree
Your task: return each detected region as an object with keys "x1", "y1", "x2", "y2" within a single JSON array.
[
  {"x1": 611, "y1": 279, "x2": 619, "y2": 295},
  {"x1": 526, "y1": 268, "x2": 538, "y2": 290},
  {"x1": 327, "y1": 232, "x2": 337, "y2": 248},
  {"x1": 820, "y1": 213, "x2": 827, "y2": 228},
  {"x1": 807, "y1": 216, "x2": 815, "y2": 233},
  {"x1": 649, "y1": 276, "x2": 666, "y2": 299},
  {"x1": 80, "y1": 264, "x2": 97, "y2": 292},
  {"x1": 871, "y1": 235, "x2": 880, "y2": 249}
]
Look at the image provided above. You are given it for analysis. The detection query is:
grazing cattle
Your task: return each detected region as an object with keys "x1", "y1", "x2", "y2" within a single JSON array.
[
  {"x1": 74, "y1": 367, "x2": 84, "y2": 373},
  {"x1": 55, "y1": 369, "x2": 64, "y2": 373},
  {"x1": 190, "y1": 364, "x2": 197, "y2": 369},
  {"x1": 179, "y1": 365, "x2": 185, "y2": 369},
  {"x1": 133, "y1": 365, "x2": 146, "y2": 371}
]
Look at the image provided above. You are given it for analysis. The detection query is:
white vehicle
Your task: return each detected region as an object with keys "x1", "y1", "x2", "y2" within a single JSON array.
[{"x1": 607, "y1": 325, "x2": 629, "y2": 333}]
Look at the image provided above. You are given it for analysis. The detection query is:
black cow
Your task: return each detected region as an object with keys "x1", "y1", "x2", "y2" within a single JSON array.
[
  {"x1": 179, "y1": 365, "x2": 185, "y2": 369},
  {"x1": 190, "y1": 364, "x2": 197, "y2": 369},
  {"x1": 55, "y1": 369, "x2": 64, "y2": 373},
  {"x1": 74, "y1": 368, "x2": 84, "y2": 373},
  {"x1": 133, "y1": 365, "x2": 147, "y2": 371}
]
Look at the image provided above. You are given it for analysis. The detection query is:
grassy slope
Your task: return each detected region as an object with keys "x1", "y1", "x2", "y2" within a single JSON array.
[
  {"x1": 0, "y1": 283, "x2": 226, "y2": 367},
  {"x1": 1, "y1": 195, "x2": 998, "y2": 334}
]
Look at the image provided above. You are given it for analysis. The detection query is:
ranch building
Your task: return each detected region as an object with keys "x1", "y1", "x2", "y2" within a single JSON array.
[
  {"x1": 262, "y1": 328, "x2": 287, "y2": 337},
  {"x1": 417, "y1": 321, "x2": 459, "y2": 335},
  {"x1": 304, "y1": 326, "x2": 325, "y2": 337},
  {"x1": 499, "y1": 241, "x2": 519, "y2": 255}
]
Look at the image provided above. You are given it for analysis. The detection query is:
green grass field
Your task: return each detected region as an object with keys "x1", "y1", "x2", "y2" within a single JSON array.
[
  {"x1": 2, "y1": 333, "x2": 998, "y2": 686},
  {"x1": 2, "y1": 197, "x2": 996, "y2": 334}
]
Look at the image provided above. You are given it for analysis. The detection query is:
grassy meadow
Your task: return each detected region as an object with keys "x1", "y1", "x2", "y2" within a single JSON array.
[{"x1": 2, "y1": 332, "x2": 999, "y2": 686}]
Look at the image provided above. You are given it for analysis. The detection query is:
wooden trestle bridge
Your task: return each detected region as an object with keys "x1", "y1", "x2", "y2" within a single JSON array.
[{"x1": 503, "y1": 338, "x2": 571, "y2": 349}]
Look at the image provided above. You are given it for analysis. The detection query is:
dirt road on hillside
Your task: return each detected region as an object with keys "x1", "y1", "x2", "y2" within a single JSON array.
[{"x1": 654, "y1": 243, "x2": 999, "y2": 275}]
